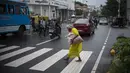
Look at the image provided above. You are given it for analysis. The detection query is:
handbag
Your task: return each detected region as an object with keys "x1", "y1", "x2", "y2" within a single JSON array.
[{"x1": 72, "y1": 35, "x2": 83, "y2": 44}]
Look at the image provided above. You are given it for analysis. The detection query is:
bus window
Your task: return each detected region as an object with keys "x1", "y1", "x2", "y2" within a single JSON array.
[
  {"x1": 0, "y1": 4, "x2": 6, "y2": 14},
  {"x1": 15, "y1": 5, "x2": 20, "y2": 14},
  {"x1": 8, "y1": 5, "x2": 14, "y2": 14},
  {"x1": 21, "y1": 7, "x2": 27, "y2": 15}
]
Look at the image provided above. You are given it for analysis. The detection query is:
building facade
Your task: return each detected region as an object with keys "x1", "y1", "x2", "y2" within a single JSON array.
[
  {"x1": 26, "y1": 0, "x2": 75, "y2": 20},
  {"x1": 27, "y1": 0, "x2": 58, "y2": 19}
]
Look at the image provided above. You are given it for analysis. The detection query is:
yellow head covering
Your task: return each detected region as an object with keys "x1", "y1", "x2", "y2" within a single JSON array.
[{"x1": 71, "y1": 28, "x2": 79, "y2": 36}]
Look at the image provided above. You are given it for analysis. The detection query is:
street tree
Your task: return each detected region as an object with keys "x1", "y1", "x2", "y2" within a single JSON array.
[
  {"x1": 75, "y1": 9, "x2": 83, "y2": 15},
  {"x1": 101, "y1": 0, "x2": 126, "y2": 17}
]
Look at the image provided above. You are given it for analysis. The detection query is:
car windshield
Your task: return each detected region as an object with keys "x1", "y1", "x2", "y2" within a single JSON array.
[
  {"x1": 75, "y1": 19, "x2": 89, "y2": 24},
  {"x1": 100, "y1": 18, "x2": 107, "y2": 21}
]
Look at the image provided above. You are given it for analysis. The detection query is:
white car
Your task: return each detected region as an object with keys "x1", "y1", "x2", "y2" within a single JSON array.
[{"x1": 99, "y1": 18, "x2": 108, "y2": 25}]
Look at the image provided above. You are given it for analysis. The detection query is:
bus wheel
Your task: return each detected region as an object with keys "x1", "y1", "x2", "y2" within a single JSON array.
[{"x1": 18, "y1": 26, "x2": 25, "y2": 36}]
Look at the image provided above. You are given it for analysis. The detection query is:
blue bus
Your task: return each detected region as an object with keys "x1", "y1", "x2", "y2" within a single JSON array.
[{"x1": 0, "y1": 0, "x2": 30, "y2": 36}]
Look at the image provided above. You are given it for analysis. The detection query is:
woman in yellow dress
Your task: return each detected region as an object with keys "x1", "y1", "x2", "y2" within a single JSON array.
[{"x1": 64, "y1": 25, "x2": 82, "y2": 62}]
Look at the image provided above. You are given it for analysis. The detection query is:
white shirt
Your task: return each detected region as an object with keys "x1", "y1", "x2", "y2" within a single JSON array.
[{"x1": 40, "y1": 20, "x2": 45, "y2": 27}]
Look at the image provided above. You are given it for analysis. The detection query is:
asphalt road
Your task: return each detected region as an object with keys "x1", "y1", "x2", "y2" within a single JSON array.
[{"x1": 0, "y1": 24, "x2": 130, "y2": 73}]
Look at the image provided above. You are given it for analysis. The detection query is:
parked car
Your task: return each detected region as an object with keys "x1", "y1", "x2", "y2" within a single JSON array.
[
  {"x1": 99, "y1": 17, "x2": 108, "y2": 25},
  {"x1": 73, "y1": 18, "x2": 95, "y2": 36}
]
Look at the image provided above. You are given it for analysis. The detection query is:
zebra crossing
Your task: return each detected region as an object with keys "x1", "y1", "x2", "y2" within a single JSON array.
[
  {"x1": 0, "y1": 46, "x2": 20, "y2": 53},
  {"x1": 0, "y1": 44, "x2": 6, "y2": 48},
  {"x1": 0, "y1": 45, "x2": 93, "y2": 73}
]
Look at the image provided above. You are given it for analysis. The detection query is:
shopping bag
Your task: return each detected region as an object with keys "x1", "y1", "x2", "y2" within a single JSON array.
[{"x1": 72, "y1": 36, "x2": 83, "y2": 44}]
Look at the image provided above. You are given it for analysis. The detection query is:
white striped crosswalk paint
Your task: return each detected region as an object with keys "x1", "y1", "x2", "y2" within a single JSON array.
[
  {"x1": 0, "y1": 47, "x2": 35, "y2": 61},
  {"x1": 0, "y1": 45, "x2": 6, "y2": 48},
  {"x1": 61, "y1": 51, "x2": 93, "y2": 73},
  {"x1": 5, "y1": 48, "x2": 53, "y2": 67},
  {"x1": 0, "y1": 46, "x2": 20, "y2": 53},
  {"x1": 30, "y1": 50, "x2": 68, "y2": 72},
  {"x1": 2, "y1": 48, "x2": 93, "y2": 73}
]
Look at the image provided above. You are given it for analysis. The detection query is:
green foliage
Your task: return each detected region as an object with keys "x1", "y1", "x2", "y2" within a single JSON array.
[
  {"x1": 75, "y1": 1, "x2": 87, "y2": 6},
  {"x1": 109, "y1": 37, "x2": 130, "y2": 73},
  {"x1": 91, "y1": 10, "x2": 98, "y2": 16},
  {"x1": 75, "y1": 9, "x2": 83, "y2": 15},
  {"x1": 101, "y1": 0, "x2": 126, "y2": 17}
]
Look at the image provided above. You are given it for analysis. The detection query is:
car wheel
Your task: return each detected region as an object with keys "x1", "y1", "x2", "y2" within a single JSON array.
[
  {"x1": 93, "y1": 30, "x2": 95, "y2": 34},
  {"x1": 88, "y1": 31, "x2": 92, "y2": 36}
]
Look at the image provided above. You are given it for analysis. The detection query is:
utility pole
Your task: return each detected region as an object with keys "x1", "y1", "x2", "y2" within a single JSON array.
[
  {"x1": 40, "y1": 0, "x2": 43, "y2": 16},
  {"x1": 74, "y1": 0, "x2": 76, "y2": 15},
  {"x1": 117, "y1": 0, "x2": 121, "y2": 17},
  {"x1": 84, "y1": 1, "x2": 88, "y2": 18},
  {"x1": 48, "y1": 0, "x2": 51, "y2": 20}
]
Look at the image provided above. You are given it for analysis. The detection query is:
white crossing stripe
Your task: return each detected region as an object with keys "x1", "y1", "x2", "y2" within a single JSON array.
[
  {"x1": 0, "y1": 47, "x2": 35, "y2": 61},
  {"x1": 61, "y1": 51, "x2": 93, "y2": 73},
  {"x1": 5, "y1": 48, "x2": 53, "y2": 67},
  {"x1": 30, "y1": 50, "x2": 68, "y2": 71},
  {"x1": 0, "y1": 45, "x2": 6, "y2": 48},
  {"x1": 0, "y1": 46, "x2": 20, "y2": 53}
]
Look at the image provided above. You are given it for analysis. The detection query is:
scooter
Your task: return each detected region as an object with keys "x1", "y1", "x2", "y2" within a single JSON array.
[{"x1": 49, "y1": 26, "x2": 61, "y2": 39}]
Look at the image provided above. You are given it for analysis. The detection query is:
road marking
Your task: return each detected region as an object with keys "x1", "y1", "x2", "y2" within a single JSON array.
[
  {"x1": 0, "y1": 47, "x2": 35, "y2": 61},
  {"x1": 0, "y1": 45, "x2": 6, "y2": 48},
  {"x1": 30, "y1": 50, "x2": 68, "y2": 72},
  {"x1": 91, "y1": 28, "x2": 111, "y2": 73},
  {"x1": 5, "y1": 48, "x2": 52, "y2": 67},
  {"x1": 36, "y1": 37, "x2": 58, "y2": 46},
  {"x1": 61, "y1": 51, "x2": 93, "y2": 73},
  {"x1": 0, "y1": 46, "x2": 20, "y2": 53},
  {"x1": 104, "y1": 43, "x2": 106, "y2": 45}
]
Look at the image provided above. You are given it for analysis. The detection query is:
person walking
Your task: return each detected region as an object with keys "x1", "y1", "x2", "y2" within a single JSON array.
[
  {"x1": 34, "y1": 15, "x2": 40, "y2": 32},
  {"x1": 64, "y1": 25, "x2": 83, "y2": 62},
  {"x1": 31, "y1": 17, "x2": 36, "y2": 32},
  {"x1": 39, "y1": 18, "x2": 46, "y2": 36}
]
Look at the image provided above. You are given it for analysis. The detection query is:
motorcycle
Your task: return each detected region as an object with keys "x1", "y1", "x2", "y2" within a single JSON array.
[{"x1": 49, "y1": 25, "x2": 61, "y2": 39}]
